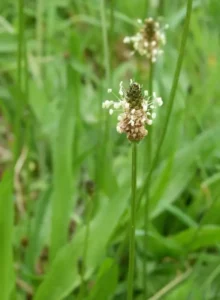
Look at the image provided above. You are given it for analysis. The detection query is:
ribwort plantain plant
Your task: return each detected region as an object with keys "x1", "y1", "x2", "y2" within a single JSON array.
[
  {"x1": 102, "y1": 80, "x2": 162, "y2": 299},
  {"x1": 124, "y1": 16, "x2": 168, "y2": 298}
]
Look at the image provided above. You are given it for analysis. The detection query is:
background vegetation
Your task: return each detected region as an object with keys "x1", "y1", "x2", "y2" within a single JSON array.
[{"x1": 0, "y1": 0, "x2": 220, "y2": 299}]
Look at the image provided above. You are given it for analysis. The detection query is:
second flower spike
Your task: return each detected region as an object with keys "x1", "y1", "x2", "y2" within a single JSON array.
[{"x1": 124, "y1": 18, "x2": 167, "y2": 63}]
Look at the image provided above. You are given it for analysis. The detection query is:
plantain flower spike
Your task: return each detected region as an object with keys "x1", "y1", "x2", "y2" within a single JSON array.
[
  {"x1": 124, "y1": 18, "x2": 168, "y2": 63},
  {"x1": 102, "y1": 80, "x2": 163, "y2": 142}
]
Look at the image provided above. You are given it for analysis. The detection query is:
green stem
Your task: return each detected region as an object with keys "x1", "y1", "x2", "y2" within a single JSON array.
[
  {"x1": 100, "y1": 0, "x2": 111, "y2": 190},
  {"x1": 36, "y1": 0, "x2": 44, "y2": 76},
  {"x1": 127, "y1": 142, "x2": 137, "y2": 300},
  {"x1": 143, "y1": 60, "x2": 154, "y2": 299},
  {"x1": 78, "y1": 195, "x2": 92, "y2": 300},
  {"x1": 15, "y1": 0, "x2": 24, "y2": 160},
  {"x1": 137, "y1": 0, "x2": 193, "y2": 209},
  {"x1": 158, "y1": 0, "x2": 164, "y2": 16},
  {"x1": 110, "y1": 0, "x2": 115, "y2": 56},
  {"x1": 145, "y1": 1, "x2": 150, "y2": 18},
  {"x1": 100, "y1": 0, "x2": 110, "y2": 84},
  {"x1": 17, "y1": 0, "x2": 24, "y2": 88},
  {"x1": 147, "y1": 61, "x2": 154, "y2": 164}
]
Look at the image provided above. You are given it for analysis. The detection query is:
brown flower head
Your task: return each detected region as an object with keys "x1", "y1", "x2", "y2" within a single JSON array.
[
  {"x1": 124, "y1": 18, "x2": 168, "y2": 63},
  {"x1": 102, "y1": 80, "x2": 163, "y2": 142}
]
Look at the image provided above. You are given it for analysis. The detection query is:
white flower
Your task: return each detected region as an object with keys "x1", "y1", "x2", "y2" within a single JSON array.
[
  {"x1": 156, "y1": 97, "x2": 163, "y2": 106},
  {"x1": 152, "y1": 112, "x2": 157, "y2": 119},
  {"x1": 123, "y1": 17, "x2": 168, "y2": 63},
  {"x1": 102, "y1": 80, "x2": 163, "y2": 142},
  {"x1": 123, "y1": 36, "x2": 131, "y2": 44},
  {"x1": 102, "y1": 100, "x2": 112, "y2": 108},
  {"x1": 114, "y1": 103, "x2": 121, "y2": 109}
]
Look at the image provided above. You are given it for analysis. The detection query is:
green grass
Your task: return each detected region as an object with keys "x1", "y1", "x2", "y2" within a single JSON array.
[{"x1": 0, "y1": 0, "x2": 220, "y2": 299}]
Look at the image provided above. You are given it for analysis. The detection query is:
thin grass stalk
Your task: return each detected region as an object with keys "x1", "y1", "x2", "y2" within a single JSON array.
[
  {"x1": 110, "y1": 0, "x2": 115, "y2": 51},
  {"x1": 36, "y1": 0, "x2": 43, "y2": 77},
  {"x1": 145, "y1": 0, "x2": 150, "y2": 18},
  {"x1": 127, "y1": 142, "x2": 137, "y2": 300},
  {"x1": 23, "y1": 34, "x2": 29, "y2": 105},
  {"x1": 15, "y1": 0, "x2": 24, "y2": 160},
  {"x1": 100, "y1": 0, "x2": 110, "y2": 84},
  {"x1": 137, "y1": 0, "x2": 193, "y2": 209},
  {"x1": 99, "y1": 0, "x2": 111, "y2": 190},
  {"x1": 146, "y1": 61, "x2": 154, "y2": 164},
  {"x1": 78, "y1": 195, "x2": 93, "y2": 300},
  {"x1": 17, "y1": 0, "x2": 24, "y2": 88},
  {"x1": 143, "y1": 59, "x2": 154, "y2": 298},
  {"x1": 158, "y1": 0, "x2": 165, "y2": 16},
  {"x1": 0, "y1": 172, "x2": 13, "y2": 300},
  {"x1": 36, "y1": 0, "x2": 46, "y2": 176}
]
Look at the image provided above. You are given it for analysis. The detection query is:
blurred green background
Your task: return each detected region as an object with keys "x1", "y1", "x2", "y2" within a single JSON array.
[{"x1": 0, "y1": 0, "x2": 220, "y2": 299}]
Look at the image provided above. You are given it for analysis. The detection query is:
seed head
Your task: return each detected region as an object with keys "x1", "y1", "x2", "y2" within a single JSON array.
[
  {"x1": 123, "y1": 17, "x2": 168, "y2": 63},
  {"x1": 102, "y1": 80, "x2": 163, "y2": 142}
]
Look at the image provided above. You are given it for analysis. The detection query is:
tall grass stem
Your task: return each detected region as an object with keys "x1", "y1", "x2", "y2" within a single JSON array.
[
  {"x1": 127, "y1": 142, "x2": 137, "y2": 300},
  {"x1": 147, "y1": 61, "x2": 154, "y2": 164},
  {"x1": 15, "y1": 0, "x2": 24, "y2": 160},
  {"x1": 143, "y1": 60, "x2": 154, "y2": 298},
  {"x1": 78, "y1": 195, "x2": 93, "y2": 300},
  {"x1": 100, "y1": 0, "x2": 111, "y2": 190},
  {"x1": 36, "y1": 0, "x2": 43, "y2": 76}
]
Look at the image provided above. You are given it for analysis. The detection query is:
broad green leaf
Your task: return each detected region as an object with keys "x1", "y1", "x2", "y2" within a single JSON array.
[
  {"x1": 171, "y1": 225, "x2": 220, "y2": 251},
  {"x1": 88, "y1": 258, "x2": 118, "y2": 300},
  {"x1": 34, "y1": 187, "x2": 128, "y2": 299},
  {"x1": 150, "y1": 126, "x2": 220, "y2": 219}
]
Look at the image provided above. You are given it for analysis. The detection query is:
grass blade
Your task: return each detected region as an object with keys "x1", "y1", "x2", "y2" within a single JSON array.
[{"x1": 0, "y1": 171, "x2": 14, "y2": 299}]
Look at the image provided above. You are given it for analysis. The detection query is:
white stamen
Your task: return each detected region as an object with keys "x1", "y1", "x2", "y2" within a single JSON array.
[
  {"x1": 123, "y1": 36, "x2": 131, "y2": 43},
  {"x1": 125, "y1": 102, "x2": 129, "y2": 109},
  {"x1": 102, "y1": 100, "x2": 112, "y2": 109},
  {"x1": 142, "y1": 103, "x2": 148, "y2": 112},
  {"x1": 119, "y1": 81, "x2": 124, "y2": 96},
  {"x1": 109, "y1": 109, "x2": 113, "y2": 115},
  {"x1": 107, "y1": 88, "x2": 112, "y2": 93},
  {"x1": 152, "y1": 112, "x2": 156, "y2": 119},
  {"x1": 156, "y1": 97, "x2": 163, "y2": 106},
  {"x1": 114, "y1": 103, "x2": 121, "y2": 109}
]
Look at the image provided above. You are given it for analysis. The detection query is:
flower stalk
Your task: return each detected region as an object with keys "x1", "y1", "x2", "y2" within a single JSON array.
[{"x1": 127, "y1": 142, "x2": 137, "y2": 300}]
